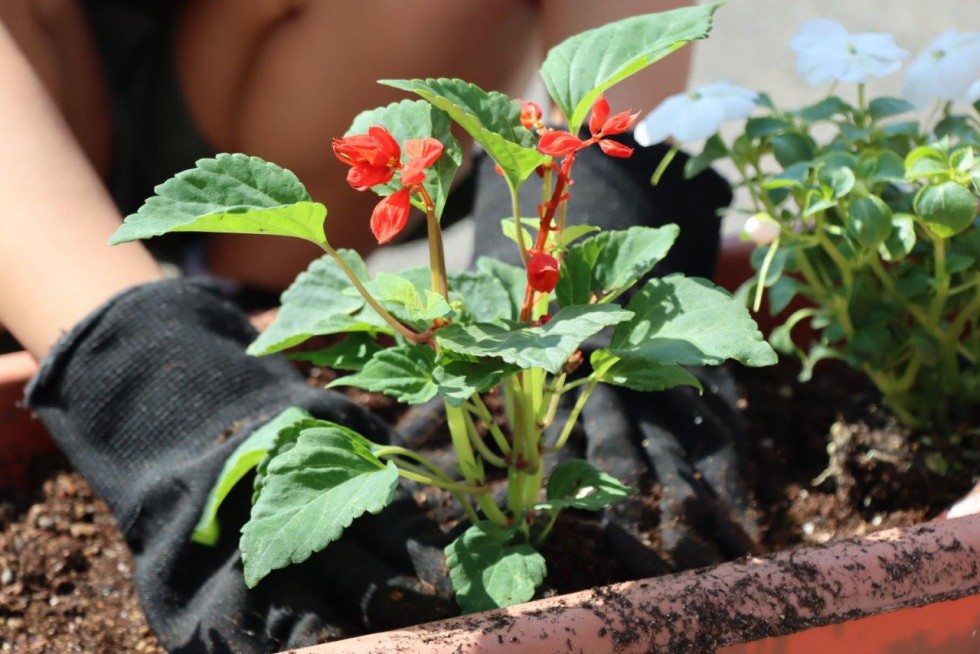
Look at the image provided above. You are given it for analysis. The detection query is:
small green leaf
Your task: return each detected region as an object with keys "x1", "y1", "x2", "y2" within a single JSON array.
[
  {"x1": 591, "y1": 350, "x2": 702, "y2": 392},
  {"x1": 288, "y1": 334, "x2": 383, "y2": 371},
  {"x1": 684, "y1": 134, "x2": 728, "y2": 178},
  {"x1": 744, "y1": 116, "x2": 792, "y2": 139},
  {"x1": 240, "y1": 421, "x2": 399, "y2": 587},
  {"x1": 381, "y1": 78, "x2": 546, "y2": 190},
  {"x1": 347, "y1": 100, "x2": 462, "y2": 219},
  {"x1": 868, "y1": 97, "x2": 915, "y2": 122},
  {"x1": 437, "y1": 305, "x2": 633, "y2": 374},
  {"x1": 111, "y1": 154, "x2": 327, "y2": 246},
  {"x1": 860, "y1": 151, "x2": 906, "y2": 184},
  {"x1": 500, "y1": 217, "x2": 538, "y2": 248},
  {"x1": 556, "y1": 225, "x2": 680, "y2": 307},
  {"x1": 847, "y1": 196, "x2": 893, "y2": 249},
  {"x1": 537, "y1": 460, "x2": 633, "y2": 511},
  {"x1": 328, "y1": 344, "x2": 438, "y2": 405},
  {"x1": 371, "y1": 272, "x2": 453, "y2": 322},
  {"x1": 914, "y1": 182, "x2": 977, "y2": 237},
  {"x1": 610, "y1": 275, "x2": 777, "y2": 367},
  {"x1": 793, "y1": 96, "x2": 851, "y2": 122},
  {"x1": 905, "y1": 146, "x2": 949, "y2": 179},
  {"x1": 446, "y1": 521, "x2": 547, "y2": 613},
  {"x1": 192, "y1": 407, "x2": 312, "y2": 545},
  {"x1": 540, "y1": 3, "x2": 720, "y2": 134},
  {"x1": 248, "y1": 251, "x2": 390, "y2": 356},
  {"x1": 433, "y1": 359, "x2": 516, "y2": 408},
  {"x1": 772, "y1": 132, "x2": 817, "y2": 167},
  {"x1": 557, "y1": 224, "x2": 601, "y2": 247},
  {"x1": 879, "y1": 213, "x2": 917, "y2": 261}
]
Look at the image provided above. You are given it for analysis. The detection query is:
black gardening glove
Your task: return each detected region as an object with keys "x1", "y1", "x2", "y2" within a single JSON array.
[
  {"x1": 467, "y1": 133, "x2": 760, "y2": 574},
  {"x1": 26, "y1": 279, "x2": 454, "y2": 654}
]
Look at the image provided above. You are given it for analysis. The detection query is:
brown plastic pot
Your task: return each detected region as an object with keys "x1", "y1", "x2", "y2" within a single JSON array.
[
  {"x1": 287, "y1": 513, "x2": 980, "y2": 654},
  {"x1": 0, "y1": 350, "x2": 54, "y2": 489}
]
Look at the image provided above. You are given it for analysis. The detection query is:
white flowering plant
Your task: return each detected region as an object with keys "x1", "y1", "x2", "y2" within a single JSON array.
[{"x1": 639, "y1": 20, "x2": 980, "y2": 448}]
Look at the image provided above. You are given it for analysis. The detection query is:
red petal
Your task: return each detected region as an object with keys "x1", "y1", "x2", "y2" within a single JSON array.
[
  {"x1": 370, "y1": 188, "x2": 411, "y2": 244},
  {"x1": 601, "y1": 110, "x2": 640, "y2": 136},
  {"x1": 405, "y1": 138, "x2": 444, "y2": 168},
  {"x1": 368, "y1": 126, "x2": 401, "y2": 164},
  {"x1": 588, "y1": 95, "x2": 610, "y2": 136},
  {"x1": 400, "y1": 160, "x2": 427, "y2": 186},
  {"x1": 520, "y1": 100, "x2": 543, "y2": 130},
  {"x1": 598, "y1": 139, "x2": 634, "y2": 159},
  {"x1": 332, "y1": 133, "x2": 376, "y2": 165},
  {"x1": 538, "y1": 131, "x2": 584, "y2": 157},
  {"x1": 527, "y1": 251, "x2": 560, "y2": 293},
  {"x1": 347, "y1": 164, "x2": 396, "y2": 191}
]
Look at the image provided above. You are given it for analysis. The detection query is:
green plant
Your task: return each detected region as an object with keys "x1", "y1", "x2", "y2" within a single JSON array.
[
  {"x1": 642, "y1": 20, "x2": 980, "y2": 440},
  {"x1": 110, "y1": 4, "x2": 775, "y2": 613}
]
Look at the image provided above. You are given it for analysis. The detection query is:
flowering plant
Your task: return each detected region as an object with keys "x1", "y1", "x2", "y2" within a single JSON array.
[
  {"x1": 110, "y1": 4, "x2": 775, "y2": 612},
  {"x1": 638, "y1": 20, "x2": 980, "y2": 449}
]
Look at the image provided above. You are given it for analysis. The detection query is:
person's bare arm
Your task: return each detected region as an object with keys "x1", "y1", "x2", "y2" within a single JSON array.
[{"x1": 0, "y1": 20, "x2": 161, "y2": 359}]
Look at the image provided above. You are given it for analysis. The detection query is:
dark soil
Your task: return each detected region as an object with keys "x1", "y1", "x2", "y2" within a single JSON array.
[{"x1": 1, "y1": 359, "x2": 975, "y2": 652}]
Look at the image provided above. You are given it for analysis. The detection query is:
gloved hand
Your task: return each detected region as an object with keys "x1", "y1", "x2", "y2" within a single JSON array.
[
  {"x1": 467, "y1": 133, "x2": 761, "y2": 574},
  {"x1": 26, "y1": 279, "x2": 454, "y2": 653}
]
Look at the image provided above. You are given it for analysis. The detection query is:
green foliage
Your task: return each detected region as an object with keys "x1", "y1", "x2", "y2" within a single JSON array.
[
  {"x1": 537, "y1": 460, "x2": 633, "y2": 511},
  {"x1": 328, "y1": 344, "x2": 439, "y2": 405}
]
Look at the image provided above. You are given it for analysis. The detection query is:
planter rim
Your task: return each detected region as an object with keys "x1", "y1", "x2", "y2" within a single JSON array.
[{"x1": 292, "y1": 513, "x2": 980, "y2": 654}]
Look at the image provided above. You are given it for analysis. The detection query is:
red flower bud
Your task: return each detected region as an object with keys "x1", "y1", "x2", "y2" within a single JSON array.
[
  {"x1": 588, "y1": 95, "x2": 611, "y2": 136},
  {"x1": 370, "y1": 188, "x2": 411, "y2": 244},
  {"x1": 527, "y1": 251, "x2": 560, "y2": 293},
  {"x1": 520, "y1": 100, "x2": 544, "y2": 130},
  {"x1": 598, "y1": 139, "x2": 634, "y2": 158}
]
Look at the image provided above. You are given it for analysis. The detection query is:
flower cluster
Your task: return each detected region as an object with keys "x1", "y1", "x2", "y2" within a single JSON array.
[{"x1": 332, "y1": 127, "x2": 444, "y2": 243}]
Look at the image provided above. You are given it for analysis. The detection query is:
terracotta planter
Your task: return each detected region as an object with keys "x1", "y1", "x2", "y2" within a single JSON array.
[
  {"x1": 286, "y1": 513, "x2": 980, "y2": 654},
  {"x1": 0, "y1": 350, "x2": 54, "y2": 489}
]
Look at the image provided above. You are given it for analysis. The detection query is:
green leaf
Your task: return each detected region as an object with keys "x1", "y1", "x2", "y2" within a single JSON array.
[
  {"x1": 847, "y1": 196, "x2": 893, "y2": 249},
  {"x1": 446, "y1": 269, "x2": 514, "y2": 324},
  {"x1": 446, "y1": 521, "x2": 547, "y2": 613},
  {"x1": 905, "y1": 146, "x2": 949, "y2": 179},
  {"x1": 327, "y1": 344, "x2": 438, "y2": 404},
  {"x1": 684, "y1": 134, "x2": 728, "y2": 178},
  {"x1": 610, "y1": 275, "x2": 777, "y2": 367},
  {"x1": 192, "y1": 407, "x2": 312, "y2": 546},
  {"x1": 878, "y1": 213, "x2": 917, "y2": 261},
  {"x1": 914, "y1": 182, "x2": 977, "y2": 237},
  {"x1": 240, "y1": 421, "x2": 399, "y2": 587},
  {"x1": 288, "y1": 334, "x2": 383, "y2": 371},
  {"x1": 590, "y1": 350, "x2": 702, "y2": 392},
  {"x1": 371, "y1": 272, "x2": 453, "y2": 322},
  {"x1": 347, "y1": 100, "x2": 462, "y2": 219},
  {"x1": 437, "y1": 305, "x2": 633, "y2": 374},
  {"x1": 868, "y1": 97, "x2": 915, "y2": 122},
  {"x1": 793, "y1": 96, "x2": 851, "y2": 122},
  {"x1": 475, "y1": 258, "x2": 526, "y2": 321},
  {"x1": 537, "y1": 460, "x2": 633, "y2": 511},
  {"x1": 248, "y1": 251, "x2": 390, "y2": 356},
  {"x1": 860, "y1": 150, "x2": 906, "y2": 184},
  {"x1": 744, "y1": 116, "x2": 792, "y2": 139},
  {"x1": 500, "y1": 217, "x2": 538, "y2": 248},
  {"x1": 433, "y1": 359, "x2": 516, "y2": 408},
  {"x1": 110, "y1": 154, "x2": 327, "y2": 246},
  {"x1": 540, "y1": 3, "x2": 720, "y2": 134},
  {"x1": 381, "y1": 78, "x2": 546, "y2": 190},
  {"x1": 772, "y1": 132, "x2": 817, "y2": 167},
  {"x1": 556, "y1": 225, "x2": 680, "y2": 307}
]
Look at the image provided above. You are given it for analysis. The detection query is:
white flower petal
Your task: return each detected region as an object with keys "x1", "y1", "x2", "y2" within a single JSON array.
[
  {"x1": 791, "y1": 19, "x2": 847, "y2": 53},
  {"x1": 671, "y1": 98, "x2": 726, "y2": 142},
  {"x1": 903, "y1": 30, "x2": 980, "y2": 105},
  {"x1": 635, "y1": 94, "x2": 690, "y2": 145},
  {"x1": 698, "y1": 82, "x2": 758, "y2": 120}
]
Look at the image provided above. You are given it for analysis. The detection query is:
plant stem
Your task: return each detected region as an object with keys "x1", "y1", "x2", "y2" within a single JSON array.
[
  {"x1": 461, "y1": 408, "x2": 508, "y2": 468},
  {"x1": 510, "y1": 183, "x2": 530, "y2": 266},
  {"x1": 418, "y1": 186, "x2": 449, "y2": 301},
  {"x1": 445, "y1": 402, "x2": 481, "y2": 484},
  {"x1": 466, "y1": 395, "x2": 512, "y2": 456}
]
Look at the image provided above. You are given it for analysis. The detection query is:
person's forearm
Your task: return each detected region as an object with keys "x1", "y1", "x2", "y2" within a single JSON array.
[{"x1": 0, "y1": 21, "x2": 161, "y2": 359}]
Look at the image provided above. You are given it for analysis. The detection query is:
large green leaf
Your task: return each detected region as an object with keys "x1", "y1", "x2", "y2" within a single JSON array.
[
  {"x1": 248, "y1": 251, "x2": 390, "y2": 356},
  {"x1": 536, "y1": 460, "x2": 632, "y2": 511},
  {"x1": 446, "y1": 521, "x2": 547, "y2": 613},
  {"x1": 110, "y1": 154, "x2": 327, "y2": 246},
  {"x1": 446, "y1": 269, "x2": 514, "y2": 323},
  {"x1": 540, "y1": 4, "x2": 720, "y2": 134},
  {"x1": 347, "y1": 100, "x2": 462, "y2": 219},
  {"x1": 610, "y1": 275, "x2": 777, "y2": 367},
  {"x1": 287, "y1": 334, "x2": 383, "y2": 371},
  {"x1": 433, "y1": 359, "x2": 516, "y2": 408},
  {"x1": 381, "y1": 78, "x2": 547, "y2": 190},
  {"x1": 590, "y1": 350, "x2": 702, "y2": 392},
  {"x1": 240, "y1": 421, "x2": 398, "y2": 587},
  {"x1": 327, "y1": 344, "x2": 438, "y2": 404},
  {"x1": 436, "y1": 305, "x2": 633, "y2": 374},
  {"x1": 192, "y1": 407, "x2": 312, "y2": 545},
  {"x1": 556, "y1": 225, "x2": 679, "y2": 307},
  {"x1": 475, "y1": 258, "x2": 526, "y2": 321}
]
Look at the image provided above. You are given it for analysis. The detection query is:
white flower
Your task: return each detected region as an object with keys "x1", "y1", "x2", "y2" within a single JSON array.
[
  {"x1": 742, "y1": 214, "x2": 781, "y2": 246},
  {"x1": 902, "y1": 30, "x2": 980, "y2": 107},
  {"x1": 970, "y1": 79, "x2": 980, "y2": 103},
  {"x1": 635, "y1": 82, "x2": 757, "y2": 145},
  {"x1": 791, "y1": 19, "x2": 908, "y2": 85}
]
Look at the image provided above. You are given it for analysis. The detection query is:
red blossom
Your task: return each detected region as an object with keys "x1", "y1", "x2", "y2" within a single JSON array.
[
  {"x1": 527, "y1": 251, "x2": 560, "y2": 293},
  {"x1": 587, "y1": 95, "x2": 639, "y2": 137},
  {"x1": 332, "y1": 126, "x2": 401, "y2": 190},
  {"x1": 400, "y1": 138, "x2": 444, "y2": 186},
  {"x1": 598, "y1": 139, "x2": 634, "y2": 158},
  {"x1": 370, "y1": 188, "x2": 411, "y2": 244},
  {"x1": 538, "y1": 130, "x2": 584, "y2": 157},
  {"x1": 520, "y1": 100, "x2": 544, "y2": 130}
]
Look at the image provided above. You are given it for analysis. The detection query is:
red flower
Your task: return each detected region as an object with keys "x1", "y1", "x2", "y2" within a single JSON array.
[
  {"x1": 588, "y1": 95, "x2": 639, "y2": 137},
  {"x1": 332, "y1": 126, "x2": 401, "y2": 190},
  {"x1": 400, "y1": 138, "x2": 444, "y2": 186},
  {"x1": 598, "y1": 139, "x2": 634, "y2": 158},
  {"x1": 538, "y1": 130, "x2": 584, "y2": 157},
  {"x1": 520, "y1": 100, "x2": 544, "y2": 130},
  {"x1": 527, "y1": 251, "x2": 560, "y2": 293},
  {"x1": 370, "y1": 188, "x2": 411, "y2": 244}
]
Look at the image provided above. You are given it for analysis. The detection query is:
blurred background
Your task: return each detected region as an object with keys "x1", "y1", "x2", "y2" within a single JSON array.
[{"x1": 371, "y1": 0, "x2": 980, "y2": 272}]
